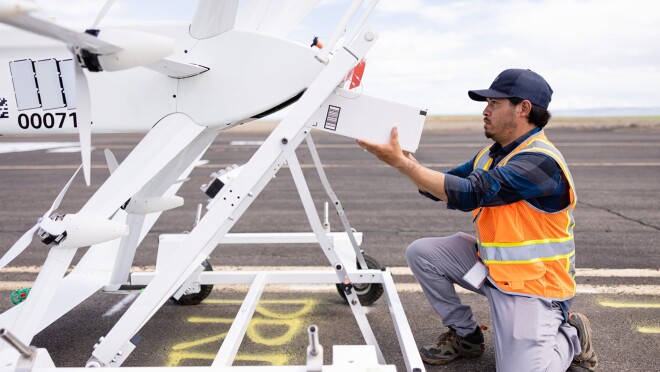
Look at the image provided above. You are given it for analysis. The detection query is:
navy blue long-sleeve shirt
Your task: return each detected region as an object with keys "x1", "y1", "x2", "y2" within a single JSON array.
[{"x1": 422, "y1": 127, "x2": 571, "y2": 213}]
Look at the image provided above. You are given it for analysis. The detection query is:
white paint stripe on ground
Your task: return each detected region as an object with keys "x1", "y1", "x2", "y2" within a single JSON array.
[
  {"x1": 221, "y1": 142, "x2": 660, "y2": 149},
  {"x1": 230, "y1": 141, "x2": 264, "y2": 146},
  {"x1": 200, "y1": 283, "x2": 660, "y2": 295},
  {"x1": 2, "y1": 266, "x2": 659, "y2": 277},
  {"x1": 1, "y1": 282, "x2": 659, "y2": 295},
  {"x1": 3, "y1": 162, "x2": 660, "y2": 171},
  {"x1": 47, "y1": 146, "x2": 95, "y2": 153},
  {"x1": 0, "y1": 142, "x2": 80, "y2": 154},
  {"x1": 637, "y1": 327, "x2": 660, "y2": 334},
  {"x1": 102, "y1": 293, "x2": 138, "y2": 317},
  {"x1": 0, "y1": 281, "x2": 33, "y2": 291},
  {"x1": 599, "y1": 301, "x2": 660, "y2": 308},
  {"x1": 0, "y1": 165, "x2": 110, "y2": 170}
]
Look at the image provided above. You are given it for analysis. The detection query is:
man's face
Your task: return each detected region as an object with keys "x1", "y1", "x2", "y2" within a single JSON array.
[{"x1": 482, "y1": 98, "x2": 518, "y2": 144}]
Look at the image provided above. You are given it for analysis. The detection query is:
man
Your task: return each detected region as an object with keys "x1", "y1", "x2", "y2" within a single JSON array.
[{"x1": 357, "y1": 69, "x2": 598, "y2": 371}]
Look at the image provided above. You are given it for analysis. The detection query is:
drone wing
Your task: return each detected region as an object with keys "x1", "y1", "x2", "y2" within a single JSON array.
[
  {"x1": 237, "y1": 0, "x2": 321, "y2": 37},
  {"x1": 190, "y1": 0, "x2": 239, "y2": 39}
]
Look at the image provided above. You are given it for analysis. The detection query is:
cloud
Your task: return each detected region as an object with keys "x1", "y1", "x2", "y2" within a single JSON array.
[
  {"x1": 25, "y1": 0, "x2": 660, "y2": 114},
  {"x1": 362, "y1": 0, "x2": 660, "y2": 113}
]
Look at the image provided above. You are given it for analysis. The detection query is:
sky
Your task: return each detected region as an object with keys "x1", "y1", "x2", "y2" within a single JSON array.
[{"x1": 28, "y1": 0, "x2": 660, "y2": 116}]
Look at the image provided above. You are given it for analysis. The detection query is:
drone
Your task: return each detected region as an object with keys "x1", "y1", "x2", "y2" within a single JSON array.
[{"x1": 0, "y1": 0, "x2": 427, "y2": 370}]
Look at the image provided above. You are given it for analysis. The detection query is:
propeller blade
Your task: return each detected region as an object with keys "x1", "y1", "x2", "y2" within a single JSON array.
[
  {"x1": 48, "y1": 164, "x2": 82, "y2": 214},
  {"x1": 0, "y1": 224, "x2": 38, "y2": 270},
  {"x1": 2, "y1": 14, "x2": 121, "y2": 54},
  {"x1": 104, "y1": 149, "x2": 118, "y2": 174},
  {"x1": 74, "y1": 63, "x2": 92, "y2": 186},
  {"x1": 0, "y1": 165, "x2": 82, "y2": 269},
  {"x1": 91, "y1": 0, "x2": 116, "y2": 29}
]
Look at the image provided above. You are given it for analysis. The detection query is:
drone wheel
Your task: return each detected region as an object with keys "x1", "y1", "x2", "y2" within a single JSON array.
[
  {"x1": 336, "y1": 254, "x2": 384, "y2": 306},
  {"x1": 171, "y1": 259, "x2": 214, "y2": 306}
]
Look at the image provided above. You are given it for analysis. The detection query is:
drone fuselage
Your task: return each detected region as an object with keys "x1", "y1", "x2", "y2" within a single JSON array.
[{"x1": 0, "y1": 23, "x2": 323, "y2": 136}]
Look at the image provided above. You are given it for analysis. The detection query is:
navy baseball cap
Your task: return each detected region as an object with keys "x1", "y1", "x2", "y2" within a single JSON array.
[{"x1": 468, "y1": 69, "x2": 553, "y2": 109}]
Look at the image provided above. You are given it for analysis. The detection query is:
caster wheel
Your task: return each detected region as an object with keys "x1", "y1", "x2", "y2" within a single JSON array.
[
  {"x1": 336, "y1": 254, "x2": 384, "y2": 306},
  {"x1": 171, "y1": 259, "x2": 213, "y2": 306}
]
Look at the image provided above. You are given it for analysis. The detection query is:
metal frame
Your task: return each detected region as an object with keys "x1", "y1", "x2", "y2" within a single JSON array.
[{"x1": 1, "y1": 6, "x2": 426, "y2": 370}]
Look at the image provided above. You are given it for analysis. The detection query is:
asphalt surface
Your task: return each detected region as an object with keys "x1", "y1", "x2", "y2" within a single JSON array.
[{"x1": 1, "y1": 124, "x2": 659, "y2": 371}]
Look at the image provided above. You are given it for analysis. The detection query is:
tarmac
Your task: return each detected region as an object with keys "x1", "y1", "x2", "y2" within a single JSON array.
[{"x1": 0, "y1": 117, "x2": 659, "y2": 371}]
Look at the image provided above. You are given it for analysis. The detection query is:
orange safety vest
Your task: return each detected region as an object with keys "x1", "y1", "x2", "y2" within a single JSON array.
[{"x1": 472, "y1": 130, "x2": 577, "y2": 300}]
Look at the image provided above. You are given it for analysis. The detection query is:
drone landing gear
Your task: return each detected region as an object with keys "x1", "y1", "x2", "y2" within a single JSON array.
[
  {"x1": 336, "y1": 254, "x2": 384, "y2": 306},
  {"x1": 170, "y1": 259, "x2": 214, "y2": 306}
]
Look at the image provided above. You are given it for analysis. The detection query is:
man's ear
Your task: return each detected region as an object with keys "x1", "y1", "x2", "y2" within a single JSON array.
[{"x1": 519, "y1": 100, "x2": 532, "y2": 117}]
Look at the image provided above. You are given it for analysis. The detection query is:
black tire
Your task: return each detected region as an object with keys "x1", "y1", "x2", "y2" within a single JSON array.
[
  {"x1": 336, "y1": 254, "x2": 384, "y2": 306},
  {"x1": 171, "y1": 259, "x2": 213, "y2": 306}
]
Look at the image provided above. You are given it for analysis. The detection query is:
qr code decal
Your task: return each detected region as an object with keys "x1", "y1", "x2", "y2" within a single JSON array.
[
  {"x1": 324, "y1": 105, "x2": 340, "y2": 131},
  {"x1": 0, "y1": 97, "x2": 8, "y2": 119}
]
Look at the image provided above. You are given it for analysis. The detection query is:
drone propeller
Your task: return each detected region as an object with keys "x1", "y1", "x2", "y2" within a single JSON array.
[
  {"x1": 74, "y1": 62, "x2": 92, "y2": 186},
  {"x1": 104, "y1": 149, "x2": 119, "y2": 174},
  {"x1": 0, "y1": 165, "x2": 82, "y2": 270},
  {"x1": 73, "y1": 0, "x2": 117, "y2": 186},
  {"x1": 91, "y1": 0, "x2": 116, "y2": 29}
]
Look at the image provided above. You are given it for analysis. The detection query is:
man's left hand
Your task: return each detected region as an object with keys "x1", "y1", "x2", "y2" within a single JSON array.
[{"x1": 357, "y1": 126, "x2": 408, "y2": 168}]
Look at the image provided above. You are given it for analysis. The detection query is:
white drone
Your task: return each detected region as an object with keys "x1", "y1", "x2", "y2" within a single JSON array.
[{"x1": 0, "y1": 1, "x2": 427, "y2": 371}]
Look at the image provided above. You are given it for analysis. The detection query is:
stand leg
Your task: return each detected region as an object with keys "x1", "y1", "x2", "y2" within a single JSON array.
[
  {"x1": 286, "y1": 150, "x2": 385, "y2": 364},
  {"x1": 305, "y1": 136, "x2": 368, "y2": 269},
  {"x1": 2, "y1": 247, "x2": 76, "y2": 349}
]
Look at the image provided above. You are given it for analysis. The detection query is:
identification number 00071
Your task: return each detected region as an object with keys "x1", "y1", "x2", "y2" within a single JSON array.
[{"x1": 18, "y1": 112, "x2": 78, "y2": 129}]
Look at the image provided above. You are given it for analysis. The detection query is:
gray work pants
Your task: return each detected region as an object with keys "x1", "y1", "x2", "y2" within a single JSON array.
[{"x1": 405, "y1": 232, "x2": 581, "y2": 372}]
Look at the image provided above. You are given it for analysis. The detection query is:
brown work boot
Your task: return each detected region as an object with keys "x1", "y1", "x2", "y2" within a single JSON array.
[
  {"x1": 567, "y1": 312, "x2": 598, "y2": 371},
  {"x1": 419, "y1": 326, "x2": 485, "y2": 365}
]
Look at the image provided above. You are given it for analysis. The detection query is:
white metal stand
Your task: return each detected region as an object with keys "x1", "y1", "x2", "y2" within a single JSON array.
[
  {"x1": 84, "y1": 30, "x2": 423, "y2": 371},
  {"x1": 1, "y1": 21, "x2": 425, "y2": 372}
]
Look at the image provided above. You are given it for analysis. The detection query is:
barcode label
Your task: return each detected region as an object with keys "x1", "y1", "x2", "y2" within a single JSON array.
[
  {"x1": 0, "y1": 97, "x2": 8, "y2": 119},
  {"x1": 324, "y1": 105, "x2": 341, "y2": 131},
  {"x1": 9, "y1": 58, "x2": 76, "y2": 111}
]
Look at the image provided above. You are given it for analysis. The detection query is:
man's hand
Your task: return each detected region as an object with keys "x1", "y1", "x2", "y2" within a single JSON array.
[
  {"x1": 357, "y1": 126, "x2": 409, "y2": 169},
  {"x1": 358, "y1": 126, "x2": 448, "y2": 201}
]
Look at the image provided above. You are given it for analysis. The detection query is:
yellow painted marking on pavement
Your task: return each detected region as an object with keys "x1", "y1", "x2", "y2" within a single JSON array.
[
  {"x1": 204, "y1": 298, "x2": 317, "y2": 319},
  {"x1": 599, "y1": 301, "x2": 660, "y2": 308},
  {"x1": 637, "y1": 327, "x2": 660, "y2": 334},
  {"x1": 172, "y1": 333, "x2": 228, "y2": 350},
  {"x1": 246, "y1": 318, "x2": 303, "y2": 346},
  {"x1": 167, "y1": 351, "x2": 214, "y2": 367},
  {"x1": 168, "y1": 298, "x2": 318, "y2": 366}
]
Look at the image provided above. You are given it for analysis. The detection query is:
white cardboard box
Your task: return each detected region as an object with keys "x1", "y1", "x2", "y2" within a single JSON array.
[{"x1": 308, "y1": 88, "x2": 427, "y2": 152}]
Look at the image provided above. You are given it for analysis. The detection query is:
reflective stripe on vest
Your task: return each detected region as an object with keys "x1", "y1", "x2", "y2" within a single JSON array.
[{"x1": 472, "y1": 130, "x2": 577, "y2": 300}]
